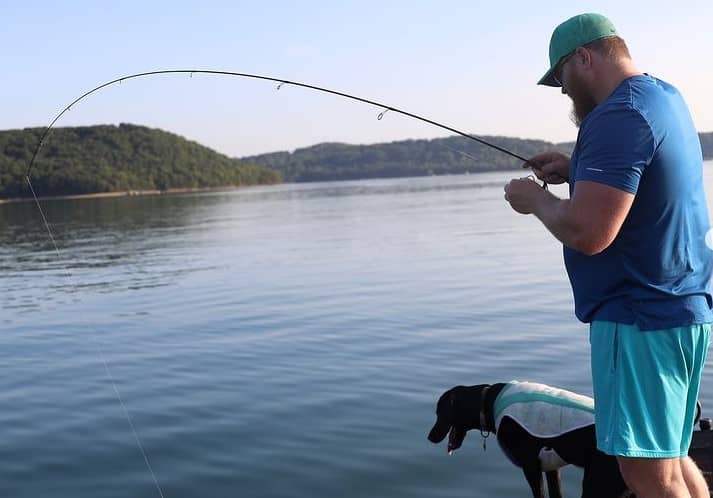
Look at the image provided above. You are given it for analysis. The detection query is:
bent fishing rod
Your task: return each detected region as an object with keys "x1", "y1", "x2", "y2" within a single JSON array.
[
  {"x1": 21, "y1": 70, "x2": 541, "y2": 498},
  {"x1": 25, "y1": 69, "x2": 541, "y2": 182}
]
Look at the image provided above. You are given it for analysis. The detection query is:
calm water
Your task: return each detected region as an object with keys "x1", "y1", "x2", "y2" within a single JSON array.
[{"x1": 2, "y1": 166, "x2": 713, "y2": 498}]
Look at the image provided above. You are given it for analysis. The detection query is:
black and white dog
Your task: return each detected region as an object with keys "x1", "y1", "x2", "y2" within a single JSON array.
[{"x1": 428, "y1": 382, "x2": 632, "y2": 498}]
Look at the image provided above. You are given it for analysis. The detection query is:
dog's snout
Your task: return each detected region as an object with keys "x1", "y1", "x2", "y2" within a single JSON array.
[{"x1": 428, "y1": 419, "x2": 450, "y2": 443}]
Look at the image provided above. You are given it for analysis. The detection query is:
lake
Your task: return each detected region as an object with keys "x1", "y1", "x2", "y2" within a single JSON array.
[{"x1": 2, "y1": 165, "x2": 713, "y2": 497}]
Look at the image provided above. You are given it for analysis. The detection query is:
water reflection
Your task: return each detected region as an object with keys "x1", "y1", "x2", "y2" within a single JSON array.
[
  {"x1": 0, "y1": 193, "x2": 229, "y2": 315},
  {"x1": 0, "y1": 169, "x2": 645, "y2": 320}
]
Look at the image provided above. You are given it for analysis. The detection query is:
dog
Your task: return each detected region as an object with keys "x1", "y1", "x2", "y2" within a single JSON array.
[{"x1": 428, "y1": 381, "x2": 632, "y2": 498}]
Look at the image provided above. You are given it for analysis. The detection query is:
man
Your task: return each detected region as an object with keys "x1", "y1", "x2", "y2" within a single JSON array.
[{"x1": 503, "y1": 13, "x2": 713, "y2": 498}]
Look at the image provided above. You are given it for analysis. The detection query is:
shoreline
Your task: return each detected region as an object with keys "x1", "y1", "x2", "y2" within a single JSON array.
[{"x1": 0, "y1": 185, "x2": 256, "y2": 204}]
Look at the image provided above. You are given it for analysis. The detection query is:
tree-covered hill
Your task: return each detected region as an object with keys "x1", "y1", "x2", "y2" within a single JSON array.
[
  {"x1": 0, "y1": 124, "x2": 282, "y2": 199},
  {"x1": 241, "y1": 132, "x2": 713, "y2": 182},
  {"x1": 241, "y1": 136, "x2": 555, "y2": 182},
  {"x1": 2, "y1": 124, "x2": 711, "y2": 199}
]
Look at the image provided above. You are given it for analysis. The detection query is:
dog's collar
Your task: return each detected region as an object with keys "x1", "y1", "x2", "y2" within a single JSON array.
[
  {"x1": 478, "y1": 385, "x2": 493, "y2": 450},
  {"x1": 479, "y1": 385, "x2": 491, "y2": 430},
  {"x1": 479, "y1": 384, "x2": 501, "y2": 433}
]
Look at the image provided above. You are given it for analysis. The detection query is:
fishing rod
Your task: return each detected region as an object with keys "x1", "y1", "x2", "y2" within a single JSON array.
[
  {"x1": 25, "y1": 69, "x2": 537, "y2": 179},
  {"x1": 21, "y1": 70, "x2": 543, "y2": 498}
]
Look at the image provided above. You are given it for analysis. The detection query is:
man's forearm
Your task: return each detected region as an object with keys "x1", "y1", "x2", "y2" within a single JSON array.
[{"x1": 532, "y1": 190, "x2": 590, "y2": 253}]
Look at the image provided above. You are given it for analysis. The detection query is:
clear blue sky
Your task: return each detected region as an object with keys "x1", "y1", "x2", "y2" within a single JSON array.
[{"x1": 3, "y1": 0, "x2": 712, "y2": 157}]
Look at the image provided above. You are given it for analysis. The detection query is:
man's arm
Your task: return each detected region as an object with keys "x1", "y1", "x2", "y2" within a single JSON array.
[{"x1": 505, "y1": 179, "x2": 634, "y2": 255}]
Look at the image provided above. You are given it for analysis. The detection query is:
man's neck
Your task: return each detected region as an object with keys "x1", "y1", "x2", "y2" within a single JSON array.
[{"x1": 593, "y1": 62, "x2": 642, "y2": 104}]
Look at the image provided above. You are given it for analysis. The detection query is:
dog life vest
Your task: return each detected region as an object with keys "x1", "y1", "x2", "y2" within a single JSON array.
[{"x1": 493, "y1": 381, "x2": 595, "y2": 471}]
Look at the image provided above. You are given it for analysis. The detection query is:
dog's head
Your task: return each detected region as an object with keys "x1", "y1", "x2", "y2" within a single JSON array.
[{"x1": 428, "y1": 384, "x2": 489, "y2": 455}]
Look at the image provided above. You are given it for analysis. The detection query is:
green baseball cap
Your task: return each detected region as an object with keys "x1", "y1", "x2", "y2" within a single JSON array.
[{"x1": 538, "y1": 13, "x2": 619, "y2": 87}]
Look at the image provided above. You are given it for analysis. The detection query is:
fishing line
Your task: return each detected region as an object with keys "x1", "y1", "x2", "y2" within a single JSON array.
[
  {"x1": 441, "y1": 143, "x2": 546, "y2": 187},
  {"x1": 442, "y1": 143, "x2": 484, "y2": 164},
  {"x1": 24, "y1": 175, "x2": 166, "y2": 498},
  {"x1": 24, "y1": 69, "x2": 543, "y2": 497}
]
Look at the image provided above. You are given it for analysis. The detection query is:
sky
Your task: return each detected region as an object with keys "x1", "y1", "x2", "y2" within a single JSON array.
[{"x1": 2, "y1": 0, "x2": 712, "y2": 158}]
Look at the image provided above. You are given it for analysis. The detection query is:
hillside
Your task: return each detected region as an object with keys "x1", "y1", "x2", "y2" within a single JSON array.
[
  {"x1": 242, "y1": 132, "x2": 713, "y2": 182},
  {"x1": 0, "y1": 124, "x2": 282, "y2": 199},
  {"x1": 241, "y1": 136, "x2": 557, "y2": 182},
  {"x1": 2, "y1": 125, "x2": 711, "y2": 199}
]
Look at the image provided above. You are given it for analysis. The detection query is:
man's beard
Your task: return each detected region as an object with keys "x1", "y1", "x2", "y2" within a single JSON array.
[{"x1": 567, "y1": 73, "x2": 598, "y2": 127}]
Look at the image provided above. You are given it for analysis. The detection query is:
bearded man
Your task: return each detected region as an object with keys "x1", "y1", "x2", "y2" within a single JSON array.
[{"x1": 503, "y1": 13, "x2": 713, "y2": 498}]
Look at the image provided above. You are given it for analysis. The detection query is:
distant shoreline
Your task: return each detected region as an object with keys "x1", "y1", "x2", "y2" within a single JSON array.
[
  {"x1": 0, "y1": 186, "x2": 245, "y2": 204},
  {"x1": 3, "y1": 158, "x2": 711, "y2": 205}
]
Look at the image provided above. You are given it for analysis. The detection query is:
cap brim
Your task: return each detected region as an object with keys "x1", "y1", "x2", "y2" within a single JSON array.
[{"x1": 537, "y1": 68, "x2": 561, "y2": 87}]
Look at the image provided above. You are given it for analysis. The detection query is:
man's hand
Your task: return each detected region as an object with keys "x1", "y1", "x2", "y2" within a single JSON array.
[
  {"x1": 524, "y1": 151, "x2": 570, "y2": 185},
  {"x1": 504, "y1": 177, "x2": 547, "y2": 214}
]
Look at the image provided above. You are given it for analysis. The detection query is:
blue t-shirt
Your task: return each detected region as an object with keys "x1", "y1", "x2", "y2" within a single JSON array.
[{"x1": 565, "y1": 75, "x2": 713, "y2": 330}]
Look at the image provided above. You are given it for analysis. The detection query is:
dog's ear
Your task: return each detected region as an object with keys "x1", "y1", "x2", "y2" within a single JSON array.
[{"x1": 445, "y1": 386, "x2": 464, "y2": 405}]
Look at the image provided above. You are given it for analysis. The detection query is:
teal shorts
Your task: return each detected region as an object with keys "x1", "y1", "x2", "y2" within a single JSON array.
[{"x1": 590, "y1": 321, "x2": 710, "y2": 458}]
